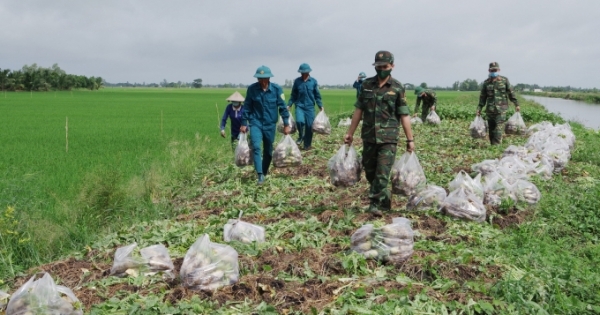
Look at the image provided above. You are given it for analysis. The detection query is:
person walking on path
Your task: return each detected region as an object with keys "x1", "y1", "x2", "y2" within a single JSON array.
[
  {"x1": 240, "y1": 66, "x2": 291, "y2": 185},
  {"x1": 220, "y1": 91, "x2": 245, "y2": 151},
  {"x1": 476, "y1": 62, "x2": 520, "y2": 145},
  {"x1": 353, "y1": 72, "x2": 367, "y2": 98},
  {"x1": 344, "y1": 50, "x2": 415, "y2": 216},
  {"x1": 287, "y1": 63, "x2": 323, "y2": 150},
  {"x1": 413, "y1": 86, "x2": 437, "y2": 122}
]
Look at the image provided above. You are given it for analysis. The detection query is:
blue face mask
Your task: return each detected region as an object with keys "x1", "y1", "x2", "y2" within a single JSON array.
[{"x1": 489, "y1": 72, "x2": 499, "y2": 78}]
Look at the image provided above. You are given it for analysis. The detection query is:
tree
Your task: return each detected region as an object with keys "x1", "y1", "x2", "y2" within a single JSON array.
[
  {"x1": 420, "y1": 82, "x2": 427, "y2": 88},
  {"x1": 192, "y1": 78, "x2": 203, "y2": 88}
]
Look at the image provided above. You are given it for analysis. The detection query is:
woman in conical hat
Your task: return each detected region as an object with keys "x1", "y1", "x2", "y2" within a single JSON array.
[{"x1": 220, "y1": 91, "x2": 245, "y2": 151}]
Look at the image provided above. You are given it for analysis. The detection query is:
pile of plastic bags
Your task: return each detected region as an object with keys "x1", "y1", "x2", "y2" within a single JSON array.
[
  {"x1": 5, "y1": 273, "x2": 83, "y2": 315},
  {"x1": 110, "y1": 242, "x2": 175, "y2": 277},
  {"x1": 440, "y1": 171, "x2": 487, "y2": 222}
]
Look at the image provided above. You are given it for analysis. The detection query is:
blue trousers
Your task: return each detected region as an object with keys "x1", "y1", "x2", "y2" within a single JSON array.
[
  {"x1": 295, "y1": 107, "x2": 315, "y2": 148},
  {"x1": 249, "y1": 125, "x2": 276, "y2": 176}
]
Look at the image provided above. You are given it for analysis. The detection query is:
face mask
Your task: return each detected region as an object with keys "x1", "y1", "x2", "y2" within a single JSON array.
[
  {"x1": 232, "y1": 102, "x2": 241, "y2": 107},
  {"x1": 489, "y1": 72, "x2": 499, "y2": 78},
  {"x1": 376, "y1": 69, "x2": 391, "y2": 79}
]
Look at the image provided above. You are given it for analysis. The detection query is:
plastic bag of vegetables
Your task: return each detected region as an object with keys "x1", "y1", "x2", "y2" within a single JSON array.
[
  {"x1": 513, "y1": 179, "x2": 541, "y2": 204},
  {"x1": 327, "y1": 144, "x2": 362, "y2": 187},
  {"x1": 350, "y1": 218, "x2": 414, "y2": 262},
  {"x1": 337, "y1": 117, "x2": 351, "y2": 127},
  {"x1": 273, "y1": 135, "x2": 302, "y2": 168},
  {"x1": 277, "y1": 115, "x2": 297, "y2": 134},
  {"x1": 234, "y1": 133, "x2": 254, "y2": 167},
  {"x1": 469, "y1": 116, "x2": 487, "y2": 139},
  {"x1": 407, "y1": 185, "x2": 447, "y2": 211},
  {"x1": 410, "y1": 117, "x2": 423, "y2": 124},
  {"x1": 482, "y1": 171, "x2": 516, "y2": 206},
  {"x1": 505, "y1": 112, "x2": 527, "y2": 135},
  {"x1": 180, "y1": 234, "x2": 239, "y2": 291},
  {"x1": 312, "y1": 110, "x2": 331, "y2": 135},
  {"x1": 140, "y1": 244, "x2": 175, "y2": 274},
  {"x1": 471, "y1": 159, "x2": 498, "y2": 176},
  {"x1": 109, "y1": 243, "x2": 147, "y2": 277},
  {"x1": 440, "y1": 187, "x2": 486, "y2": 222},
  {"x1": 224, "y1": 211, "x2": 265, "y2": 243},
  {"x1": 6, "y1": 273, "x2": 83, "y2": 315},
  {"x1": 391, "y1": 151, "x2": 427, "y2": 196},
  {"x1": 448, "y1": 170, "x2": 484, "y2": 200},
  {"x1": 425, "y1": 111, "x2": 441, "y2": 125}
]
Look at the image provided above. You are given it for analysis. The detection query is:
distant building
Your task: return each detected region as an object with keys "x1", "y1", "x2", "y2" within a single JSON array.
[
  {"x1": 534, "y1": 89, "x2": 543, "y2": 93},
  {"x1": 522, "y1": 88, "x2": 530, "y2": 92}
]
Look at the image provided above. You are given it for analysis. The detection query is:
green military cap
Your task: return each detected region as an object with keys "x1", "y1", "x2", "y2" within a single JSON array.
[
  {"x1": 372, "y1": 50, "x2": 394, "y2": 66},
  {"x1": 414, "y1": 86, "x2": 424, "y2": 95},
  {"x1": 489, "y1": 62, "x2": 500, "y2": 70}
]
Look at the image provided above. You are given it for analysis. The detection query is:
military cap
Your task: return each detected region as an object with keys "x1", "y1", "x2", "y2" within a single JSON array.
[
  {"x1": 489, "y1": 62, "x2": 500, "y2": 70},
  {"x1": 298, "y1": 63, "x2": 312, "y2": 73},
  {"x1": 358, "y1": 72, "x2": 366, "y2": 78},
  {"x1": 254, "y1": 65, "x2": 274, "y2": 78},
  {"x1": 372, "y1": 50, "x2": 394, "y2": 66},
  {"x1": 414, "y1": 86, "x2": 424, "y2": 95}
]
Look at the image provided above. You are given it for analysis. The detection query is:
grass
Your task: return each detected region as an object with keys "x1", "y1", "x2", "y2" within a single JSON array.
[
  {"x1": 1, "y1": 89, "x2": 600, "y2": 314},
  {"x1": 521, "y1": 91, "x2": 600, "y2": 104}
]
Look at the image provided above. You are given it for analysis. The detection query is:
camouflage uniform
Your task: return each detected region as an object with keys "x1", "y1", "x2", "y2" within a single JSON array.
[
  {"x1": 478, "y1": 62, "x2": 519, "y2": 145},
  {"x1": 356, "y1": 73, "x2": 410, "y2": 210},
  {"x1": 414, "y1": 89, "x2": 437, "y2": 122}
]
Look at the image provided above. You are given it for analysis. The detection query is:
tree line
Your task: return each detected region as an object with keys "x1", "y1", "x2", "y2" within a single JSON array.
[{"x1": 0, "y1": 63, "x2": 103, "y2": 91}]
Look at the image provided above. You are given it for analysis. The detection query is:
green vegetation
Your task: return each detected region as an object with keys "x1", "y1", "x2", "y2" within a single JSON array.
[
  {"x1": 522, "y1": 91, "x2": 600, "y2": 104},
  {"x1": 0, "y1": 64, "x2": 103, "y2": 91},
  {"x1": 1, "y1": 89, "x2": 599, "y2": 314}
]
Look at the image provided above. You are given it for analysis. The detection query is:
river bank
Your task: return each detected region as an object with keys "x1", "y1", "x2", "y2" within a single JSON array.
[{"x1": 521, "y1": 91, "x2": 600, "y2": 104}]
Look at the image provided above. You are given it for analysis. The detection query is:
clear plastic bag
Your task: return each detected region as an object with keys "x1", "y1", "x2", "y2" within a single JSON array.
[
  {"x1": 109, "y1": 243, "x2": 147, "y2": 277},
  {"x1": 391, "y1": 152, "x2": 427, "y2": 196},
  {"x1": 0, "y1": 290, "x2": 9, "y2": 312},
  {"x1": 527, "y1": 121, "x2": 553, "y2": 135},
  {"x1": 140, "y1": 244, "x2": 175, "y2": 273},
  {"x1": 312, "y1": 110, "x2": 331, "y2": 135},
  {"x1": 234, "y1": 133, "x2": 253, "y2": 167},
  {"x1": 513, "y1": 179, "x2": 541, "y2": 204},
  {"x1": 351, "y1": 218, "x2": 414, "y2": 262},
  {"x1": 482, "y1": 171, "x2": 516, "y2": 206},
  {"x1": 471, "y1": 159, "x2": 498, "y2": 176},
  {"x1": 273, "y1": 135, "x2": 302, "y2": 168},
  {"x1": 327, "y1": 144, "x2": 362, "y2": 187},
  {"x1": 180, "y1": 234, "x2": 239, "y2": 291},
  {"x1": 410, "y1": 117, "x2": 423, "y2": 124},
  {"x1": 505, "y1": 112, "x2": 527, "y2": 135},
  {"x1": 448, "y1": 170, "x2": 484, "y2": 200},
  {"x1": 6, "y1": 273, "x2": 83, "y2": 315},
  {"x1": 469, "y1": 116, "x2": 487, "y2": 139},
  {"x1": 224, "y1": 211, "x2": 265, "y2": 243},
  {"x1": 277, "y1": 115, "x2": 297, "y2": 134},
  {"x1": 337, "y1": 117, "x2": 352, "y2": 127},
  {"x1": 441, "y1": 187, "x2": 487, "y2": 222},
  {"x1": 425, "y1": 111, "x2": 441, "y2": 125},
  {"x1": 502, "y1": 145, "x2": 529, "y2": 159},
  {"x1": 406, "y1": 185, "x2": 447, "y2": 211}
]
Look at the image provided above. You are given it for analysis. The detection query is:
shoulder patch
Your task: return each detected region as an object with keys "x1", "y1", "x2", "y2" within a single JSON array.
[
  {"x1": 280, "y1": 93, "x2": 285, "y2": 101},
  {"x1": 387, "y1": 91, "x2": 396, "y2": 95}
]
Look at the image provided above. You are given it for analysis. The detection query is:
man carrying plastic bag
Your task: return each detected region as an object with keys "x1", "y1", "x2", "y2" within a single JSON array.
[
  {"x1": 287, "y1": 63, "x2": 324, "y2": 150},
  {"x1": 344, "y1": 50, "x2": 415, "y2": 216},
  {"x1": 476, "y1": 62, "x2": 520, "y2": 145}
]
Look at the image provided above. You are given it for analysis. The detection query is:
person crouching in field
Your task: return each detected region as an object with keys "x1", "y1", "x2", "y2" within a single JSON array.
[
  {"x1": 240, "y1": 66, "x2": 291, "y2": 185},
  {"x1": 344, "y1": 50, "x2": 415, "y2": 216},
  {"x1": 220, "y1": 91, "x2": 245, "y2": 151},
  {"x1": 413, "y1": 86, "x2": 437, "y2": 122}
]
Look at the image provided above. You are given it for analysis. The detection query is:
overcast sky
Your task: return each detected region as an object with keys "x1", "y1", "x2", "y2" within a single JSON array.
[{"x1": 1, "y1": 0, "x2": 599, "y2": 88}]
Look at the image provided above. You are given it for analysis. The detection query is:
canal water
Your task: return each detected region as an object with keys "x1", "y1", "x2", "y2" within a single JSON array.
[{"x1": 522, "y1": 95, "x2": 600, "y2": 130}]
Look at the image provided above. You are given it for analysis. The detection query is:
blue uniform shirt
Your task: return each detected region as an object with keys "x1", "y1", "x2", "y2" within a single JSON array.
[
  {"x1": 287, "y1": 76, "x2": 323, "y2": 110},
  {"x1": 242, "y1": 82, "x2": 289, "y2": 129},
  {"x1": 220, "y1": 103, "x2": 243, "y2": 138},
  {"x1": 353, "y1": 79, "x2": 364, "y2": 98}
]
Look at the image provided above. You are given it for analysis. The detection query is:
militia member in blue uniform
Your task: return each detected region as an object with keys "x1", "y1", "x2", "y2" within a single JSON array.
[
  {"x1": 240, "y1": 66, "x2": 291, "y2": 184},
  {"x1": 344, "y1": 51, "x2": 415, "y2": 216},
  {"x1": 476, "y1": 62, "x2": 520, "y2": 145},
  {"x1": 220, "y1": 91, "x2": 245, "y2": 151},
  {"x1": 353, "y1": 72, "x2": 367, "y2": 98},
  {"x1": 287, "y1": 63, "x2": 323, "y2": 150}
]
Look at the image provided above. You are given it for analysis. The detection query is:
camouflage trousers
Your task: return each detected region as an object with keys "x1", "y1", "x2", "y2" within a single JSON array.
[
  {"x1": 362, "y1": 142, "x2": 397, "y2": 210},
  {"x1": 487, "y1": 113, "x2": 506, "y2": 145},
  {"x1": 419, "y1": 106, "x2": 431, "y2": 122}
]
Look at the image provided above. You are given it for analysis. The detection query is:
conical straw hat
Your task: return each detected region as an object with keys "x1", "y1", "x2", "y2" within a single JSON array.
[{"x1": 226, "y1": 91, "x2": 245, "y2": 102}]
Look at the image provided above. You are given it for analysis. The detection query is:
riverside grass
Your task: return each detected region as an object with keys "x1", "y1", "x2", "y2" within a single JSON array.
[{"x1": 2, "y1": 89, "x2": 600, "y2": 314}]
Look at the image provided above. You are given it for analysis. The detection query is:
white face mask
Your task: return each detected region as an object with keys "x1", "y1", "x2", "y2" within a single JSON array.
[{"x1": 232, "y1": 102, "x2": 241, "y2": 107}]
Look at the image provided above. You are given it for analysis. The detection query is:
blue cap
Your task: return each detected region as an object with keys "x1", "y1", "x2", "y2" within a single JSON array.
[
  {"x1": 359, "y1": 72, "x2": 366, "y2": 78},
  {"x1": 298, "y1": 63, "x2": 312, "y2": 73},
  {"x1": 254, "y1": 65, "x2": 274, "y2": 78}
]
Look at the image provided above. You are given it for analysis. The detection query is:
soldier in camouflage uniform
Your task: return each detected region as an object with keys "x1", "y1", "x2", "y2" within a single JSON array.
[
  {"x1": 477, "y1": 62, "x2": 520, "y2": 145},
  {"x1": 344, "y1": 51, "x2": 415, "y2": 216},
  {"x1": 413, "y1": 86, "x2": 437, "y2": 122}
]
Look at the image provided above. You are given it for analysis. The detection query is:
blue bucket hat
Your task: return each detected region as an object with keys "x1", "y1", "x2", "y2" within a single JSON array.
[
  {"x1": 298, "y1": 63, "x2": 312, "y2": 73},
  {"x1": 358, "y1": 72, "x2": 366, "y2": 78},
  {"x1": 254, "y1": 65, "x2": 274, "y2": 78}
]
